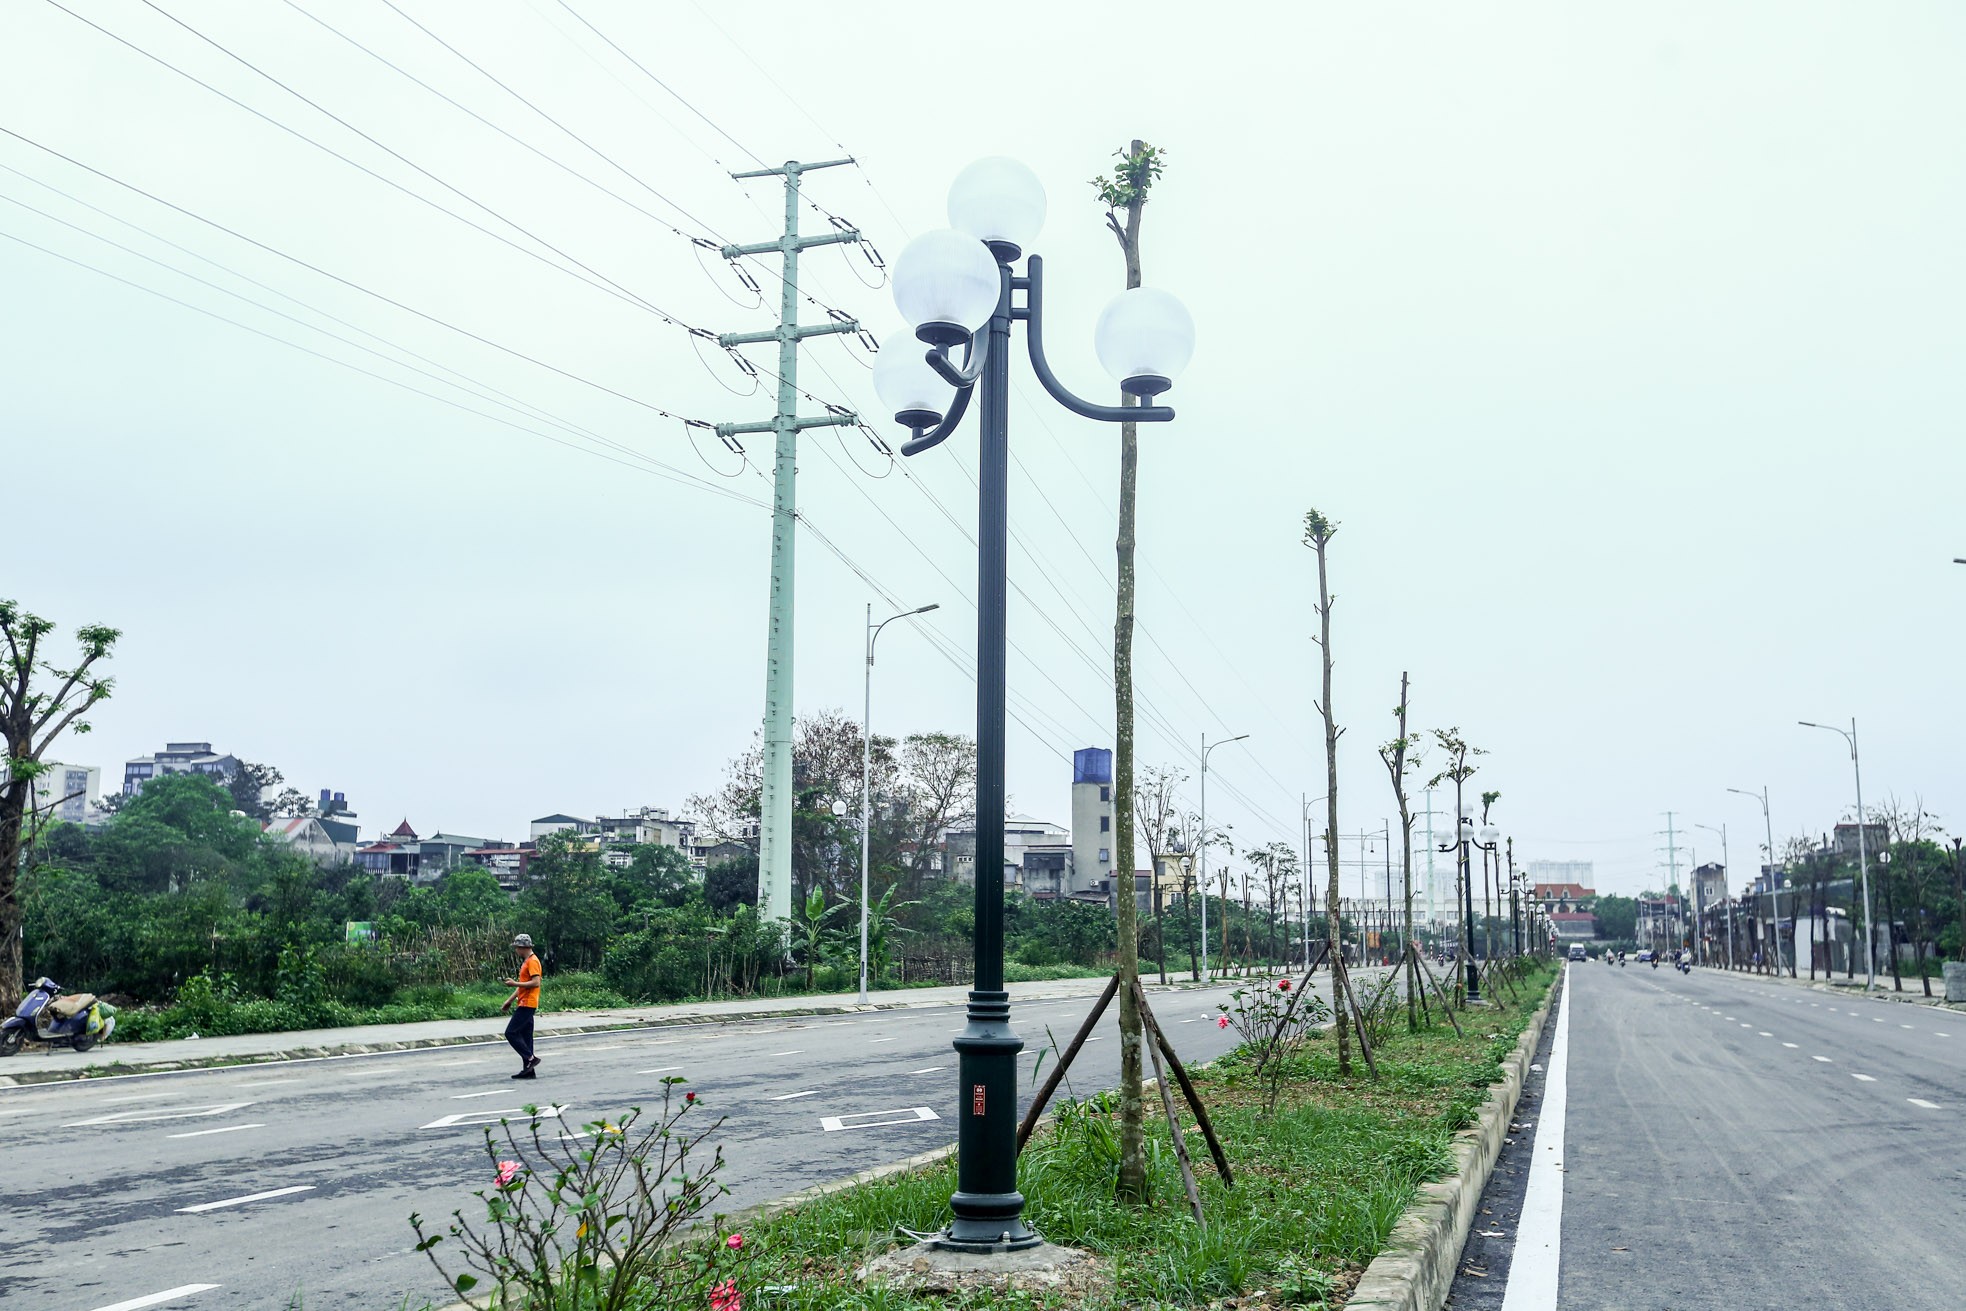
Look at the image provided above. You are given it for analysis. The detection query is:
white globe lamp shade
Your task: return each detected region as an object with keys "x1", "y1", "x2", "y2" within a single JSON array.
[
  {"x1": 872, "y1": 329, "x2": 956, "y2": 428},
  {"x1": 1094, "y1": 286, "x2": 1195, "y2": 398},
  {"x1": 891, "y1": 228, "x2": 1001, "y2": 347},
  {"x1": 1479, "y1": 825, "x2": 1500, "y2": 847},
  {"x1": 947, "y1": 156, "x2": 1046, "y2": 257}
]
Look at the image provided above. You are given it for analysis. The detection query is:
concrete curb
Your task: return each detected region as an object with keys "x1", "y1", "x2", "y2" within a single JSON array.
[
  {"x1": 1345, "y1": 969, "x2": 1562, "y2": 1311},
  {"x1": 0, "y1": 978, "x2": 1228, "y2": 1088}
]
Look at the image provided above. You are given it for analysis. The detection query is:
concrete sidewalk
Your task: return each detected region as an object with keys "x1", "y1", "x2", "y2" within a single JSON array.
[
  {"x1": 0, "y1": 972, "x2": 1222, "y2": 1087},
  {"x1": 1703, "y1": 961, "x2": 1966, "y2": 1011}
]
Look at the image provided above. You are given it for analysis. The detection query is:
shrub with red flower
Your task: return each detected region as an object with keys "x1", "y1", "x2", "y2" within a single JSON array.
[
  {"x1": 710, "y1": 1278, "x2": 742, "y2": 1311},
  {"x1": 1278, "y1": 977, "x2": 1293, "y2": 992},
  {"x1": 725, "y1": 1233, "x2": 744, "y2": 1251}
]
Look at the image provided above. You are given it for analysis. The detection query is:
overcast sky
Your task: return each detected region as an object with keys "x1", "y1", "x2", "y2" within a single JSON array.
[{"x1": 6, "y1": 1, "x2": 1963, "y2": 900}]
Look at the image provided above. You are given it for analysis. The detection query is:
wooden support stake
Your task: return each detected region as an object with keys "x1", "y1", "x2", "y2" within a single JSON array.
[
  {"x1": 1413, "y1": 944, "x2": 1464, "y2": 1037},
  {"x1": 1016, "y1": 972, "x2": 1120, "y2": 1153},
  {"x1": 1143, "y1": 1003, "x2": 1204, "y2": 1225},
  {"x1": 1334, "y1": 958, "x2": 1379, "y2": 1078},
  {"x1": 1135, "y1": 978, "x2": 1234, "y2": 1187}
]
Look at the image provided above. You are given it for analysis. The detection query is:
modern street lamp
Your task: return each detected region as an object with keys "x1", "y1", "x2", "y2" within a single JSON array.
[
  {"x1": 859, "y1": 601, "x2": 938, "y2": 1005},
  {"x1": 1798, "y1": 719, "x2": 1877, "y2": 990},
  {"x1": 1197, "y1": 732, "x2": 1249, "y2": 982},
  {"x1": 1727, "y1": 786, "x2": 1787, "y2": 977},
  {"x1": 1691, "y1": 822, "x2": 1736, "y2": 970},
  {"x1": 1437, "y1": 809, "x2": 1499, "y2": 1001},
  {"x1": 875, "y1": 156, "x2": 1194, "y2": 1253}
]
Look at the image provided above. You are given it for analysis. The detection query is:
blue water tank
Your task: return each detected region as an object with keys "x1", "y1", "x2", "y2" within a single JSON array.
[{"x1": 1073, "y1": 747, "x2": 1112, "y2": 786}]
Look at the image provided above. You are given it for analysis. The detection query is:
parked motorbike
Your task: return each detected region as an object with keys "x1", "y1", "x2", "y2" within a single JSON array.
[{"x1": 1, "y1": 978, "x2": 117, "y2": 1056}]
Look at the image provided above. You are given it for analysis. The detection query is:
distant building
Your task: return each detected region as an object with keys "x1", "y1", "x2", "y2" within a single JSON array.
[
  {"x1": 946, "y1": 814, "x2": 1070, "y2": 887},
  {"x1": 1069, "y1": 748, "x2": 1116, "y2": 900},
  {"x1": 123, "y1": 741, "x2": 239, "y2": 796},
  {"x1": 1831, "y1": 823, "x2": 1888, "y2": 860},
  {"x1": 27, "y1": 762, "x2": 98, "y2": 825},
  {"x1": 1526, "y1": 860, "x2": 1594, "y2": 889},
  {"x1": 593, "y1": 807, "x2": 696, "y2": 852},
  {"x1": 264, "y1": 815, "x2": 357, "y2": 866},
  {"x1": 1550, "y1": 911, "x2": 1598, "y2": 941},
  {"x1": 1530, "y1": 880, "x2": 1596, "y2": 912},
  {"x1": 530, "y1": 813, "x2": 595, "y2": 841}
]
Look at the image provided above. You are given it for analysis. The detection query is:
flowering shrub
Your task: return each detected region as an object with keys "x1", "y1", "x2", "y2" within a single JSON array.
[
  {"x1": 410, "y1": 1080, "x2": 748, "y2": 1311},
  {"x1": 1218, "y1": 973, "x2": 1334, "y2": 1111}
]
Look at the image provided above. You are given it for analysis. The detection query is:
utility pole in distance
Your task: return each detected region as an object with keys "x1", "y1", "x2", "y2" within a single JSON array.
[
  {"x1": 1656, "y1": 811, "x2": 1682, "y2": 953},
  {"x1": 717, "y1": 158, "x2": 861, "y2": 928}
]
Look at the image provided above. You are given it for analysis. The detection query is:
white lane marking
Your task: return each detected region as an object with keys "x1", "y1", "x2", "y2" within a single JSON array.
[
  {"x1": 581, "y1": 1044, "x2": 627, "y2": 1052},
  {"x1": 820, "y1": 1106, "x2": 940, "y2": 1132},
  {"x1": 1501, "y1": 966, "x2": 1570, "y2": 1311},
  {"x1": 1908, "y1": 1098, "x2": 1941, "y2": 1109},
  {"x1": 1874, "y1": 1017, "x2": 1884, "y2": 1023},
  {"x1": 176, "y1": 1185, "x2": 314, "y2": 1214},
  {"x1": 1179, "y1": 1018, "x2": 1199, "y2": 1024},
  {"x1": 167, "y1": 1124, "x2": 264, "y2": 1139},
  {"x1": 1851, "y1": 1074, "x2": 1877, "y2": 1082},
  {"x1": 450, "y1": 1091, "x2": 504, "y2": 1099},
  {"x1": 421, "y1": 1105, "x2": 565, "y2": 1130},
  {"x1": 1085, "y1": 1036, "x2": 1107, "y2": 1042},
  {"x1": 1814, "y1": 1056, "x2": 1833, "y2": 1063},
  {"x1": 768, "y1": 1050, "x2": 804, "y2": 1057},
  {"x1": 85, "y1": 1285, "x2": 221, "y2": 1311},
  {"x1": 769, "y1": 1090, "x2": 817, "y2": 1101},
  {"x1": 1758, "y1": 1032, "x2": 1773, "y2": 1037},
  {"x1": 1900, "y1": 1024, "x2": 1913, "y2": 1029},
  {"x1": 1740, "y1": 1023, "x2": 1752, "y2": 1029},
  {"x1": 907, "y1": 1066, "x2": 947, "y2": 1074},
  {"x1": 1783, "y1": 1043, "x2": 1799, "y2": 1049},
  {"x1": 637, "y1": 1066, "x2": 681, "y2": 1075},
  {"x1": 232, "y1": 1079, "x2": 298, "y2": 1089},
  {"x1": 1937, "y1": 1033, "x2": 1951, "y2": 1038},
  {"x1": 64, "y1": 1102, "x2": 255, "y2": 1128}
]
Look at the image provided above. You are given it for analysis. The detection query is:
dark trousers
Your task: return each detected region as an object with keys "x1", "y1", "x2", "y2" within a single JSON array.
[{"x1": 505, "y1": 1005, "x2": 535, "y2": 1064}]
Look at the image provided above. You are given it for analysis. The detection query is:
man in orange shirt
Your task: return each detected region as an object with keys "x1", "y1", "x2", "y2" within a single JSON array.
[{"x1": 501, "y1": 933, "x2": 543, "y2": 1079}]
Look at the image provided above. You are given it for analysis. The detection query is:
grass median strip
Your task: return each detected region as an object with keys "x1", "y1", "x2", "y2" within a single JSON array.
[{"x1": 704, "y1": 964, "x2": 1556, "y2": 1310}]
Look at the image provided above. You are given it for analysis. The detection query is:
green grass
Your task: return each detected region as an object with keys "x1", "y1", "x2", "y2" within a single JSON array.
[{"x1": 720, "y1": 962, "x2": 1556, "y2": 1310}]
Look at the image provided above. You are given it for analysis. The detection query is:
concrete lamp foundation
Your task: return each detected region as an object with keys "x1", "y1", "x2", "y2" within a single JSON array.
[{"x1": 856, "y1": 1240, "x2": 1109, "y2": 1300}]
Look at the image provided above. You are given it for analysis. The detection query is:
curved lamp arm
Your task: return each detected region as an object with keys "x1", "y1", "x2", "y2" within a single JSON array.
[
  {"x1": 928, "y1": 325, "x2": 988, "y2": 389},
  {"x1": 1021, "y1": 255, "x2": 1174, "y2": 425},
  {"x1": 901, "y1": 380, "x2": 974, "y2": 456}
]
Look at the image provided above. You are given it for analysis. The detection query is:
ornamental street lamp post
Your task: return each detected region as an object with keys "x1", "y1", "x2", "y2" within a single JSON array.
[
  {"x1": 860, "y1": 602, "x2": 938, "y2": 1005},
  {"x1": 1197, "y1": 732, "x2": 1249, "y2": 981},
  {"x1": 1436, "y1": 806, "x2": 1500, "y2": 1002},
  {"x1": 874, "y1": 157, "x2": 1194, "y2": 1252}
]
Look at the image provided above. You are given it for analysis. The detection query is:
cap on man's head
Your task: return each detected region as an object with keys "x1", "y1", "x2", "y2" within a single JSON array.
[{"x1": 511, "y1": 933, "x2": 534, "y2": 948}]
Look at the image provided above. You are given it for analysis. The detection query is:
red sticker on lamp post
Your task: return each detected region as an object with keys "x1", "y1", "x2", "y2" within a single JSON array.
[{"x1": 971, "y1": 1084, "x2": 986, "y2": 1116}]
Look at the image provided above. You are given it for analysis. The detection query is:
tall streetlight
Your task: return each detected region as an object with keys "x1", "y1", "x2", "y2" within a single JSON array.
[
  {"x1": 874, "y1": 156, "x2": 1194, "y2": 1253},
  {"x1": 1437, "y1": 808, "x2": 1499, "y2": 1001},
  {"x1": 1799, "y1": 719, "x2": 1876, "y2": 990},
  {"x1": 859, "y1": 601, "x2": 938, "y2": 1005},
  {"x1": 1691, "y1": 822, "x2": 1736, "y2": 970},
  {"x1": 1727, "y1": 786, "x2": 1787, "y2": 977},
  {"x1": 1197, "y1": 732, "x2": 1249, "y2": 981}
]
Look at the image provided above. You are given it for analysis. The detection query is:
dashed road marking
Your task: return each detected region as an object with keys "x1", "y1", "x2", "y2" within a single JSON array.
[
  {"x1": 65, "y1": 1102, "x2": 255, "y2": 1128},
  {"x1": 176, "y1": 1185, "x2": 315, "y2": 1214},
  {"x1": 769, "y1": 1090, "x2": 817, "y2": 1101},
  {"x1": 820, "y1": 1106, "x2": 940, "y2": 1132},
  {"x1": 768, "y1": 1050, "x2": 804, "y2": 1057},
  {"x1": 450, "y1": 1091, "x2": 503, "y2": 1099},
  {"x1": 1758, "y1": 1032, "x2": 1772, "y2": 1037},
  {"x1": 869, "y1": 1038, "x2": 897, "y2": 1044},
  {"x1": 908, "y1": 1066, "x2": 947, "y2": 1074},
  {"x1": 1783, "y1": 1042, "x2": 1799, "y2": 1048},
  {"x1": 637, "y1": 1066, "x2": 681, "y2": 1075},
  {"x1": 166, "y1": 1123, "x2": 264, "y2": 1139},
  {"x1": 421, "y1": 1105, "x2": 564, "y2": 1131},
  {"x1": 1813, "y1": 1056, "x2": 1833, "y2": 1063},
  {"x1": 1908, "y1": 1098, "x2": 1941, "y2": 1109},
  {"x1": 1851, "y1": 1073, "x2": 1877, "y2": 1082}
]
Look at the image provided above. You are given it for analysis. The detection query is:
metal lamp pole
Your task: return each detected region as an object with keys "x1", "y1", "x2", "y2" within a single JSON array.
[
  {"x1": 1799, "y1": 720, "x2": 1876, "y2": 990},
  {"x1": 1728, "y1": 786, "x2": 1787, "y2": 977},
  {"x1": 1200, "y1": 732, "x2": 1249, "y2": 981},
  {"x1": 1436, "y1": 802, "x2": 1489, "y2": 1002},
  {"x1": 876, "y1": 158, "x2": 1192, "y2": 1253},
  {"x1": 860, "y1": 602, "x2": 938, "y2": 1004}
]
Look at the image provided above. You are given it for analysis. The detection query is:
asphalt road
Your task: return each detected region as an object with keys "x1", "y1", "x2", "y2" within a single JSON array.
[
  {"x1": 0, "y1": 974, "x2": 1374, "y2": 1311},
  {"x1": 1452, "y1": 963, "x2": 1965, "y2": 1311}
]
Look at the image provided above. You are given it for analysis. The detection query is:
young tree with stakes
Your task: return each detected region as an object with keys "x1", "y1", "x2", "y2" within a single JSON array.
[
  {"x1": 1378, "y1": 672, "x2": 1423, "y2": 1030},
  {"x1": 1096, "y1": 137, "x2": 1165, "y2": 1206},
  {"x1": 1303, "y1": 508, "x2": 1351, "y2": 1074},
  {"x1": 1, "y1": 601, "x2": 119, "y2": 1010}
]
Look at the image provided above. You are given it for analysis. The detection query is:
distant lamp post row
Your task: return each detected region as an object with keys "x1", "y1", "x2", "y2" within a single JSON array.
[
  {"x1": 1436, "y1": 812, "x2": 1499, "y2": 1001},
  {"x1": 1798, "y1": 719, "x2": 1876, "y2": 990},
  {"x1": 873, "y1": 156, "x2": 1195, "y2": 1253}
]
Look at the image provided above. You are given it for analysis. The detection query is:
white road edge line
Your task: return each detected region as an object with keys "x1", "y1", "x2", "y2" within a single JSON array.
[
  {"x1": 175, "y1": 1185, "x2": 315, "y2": 1214},
  {"x1": 167, "y1": 1124, "x2": 264, "y2": 1139},
  {"x1": 637, "y1": 1066, "x2": 680, "y2": 1075},
  {"x1": 86, "y1": 1285, "x2": 221, "y2": 1311},
  {"x1": 770, "y1": 1090, "x2": 818, "y2": 1101},
  {"x1": 1501, "y1": 964, "x2": 1570, "y2": 1311}
]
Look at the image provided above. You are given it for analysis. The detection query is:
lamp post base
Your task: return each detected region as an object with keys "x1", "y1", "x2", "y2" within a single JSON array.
[{"x1": 944, "y1": 989, "x2": 1040, "y2": 1252}]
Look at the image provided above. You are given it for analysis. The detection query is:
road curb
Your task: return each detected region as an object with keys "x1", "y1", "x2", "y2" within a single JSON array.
[
  {"x1": 1345, "y1": 969, "x2": 1561, "y2": 1311},
  {"x1": 0, "y1": 979, "x2": 1223, "y2": 1088}
]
